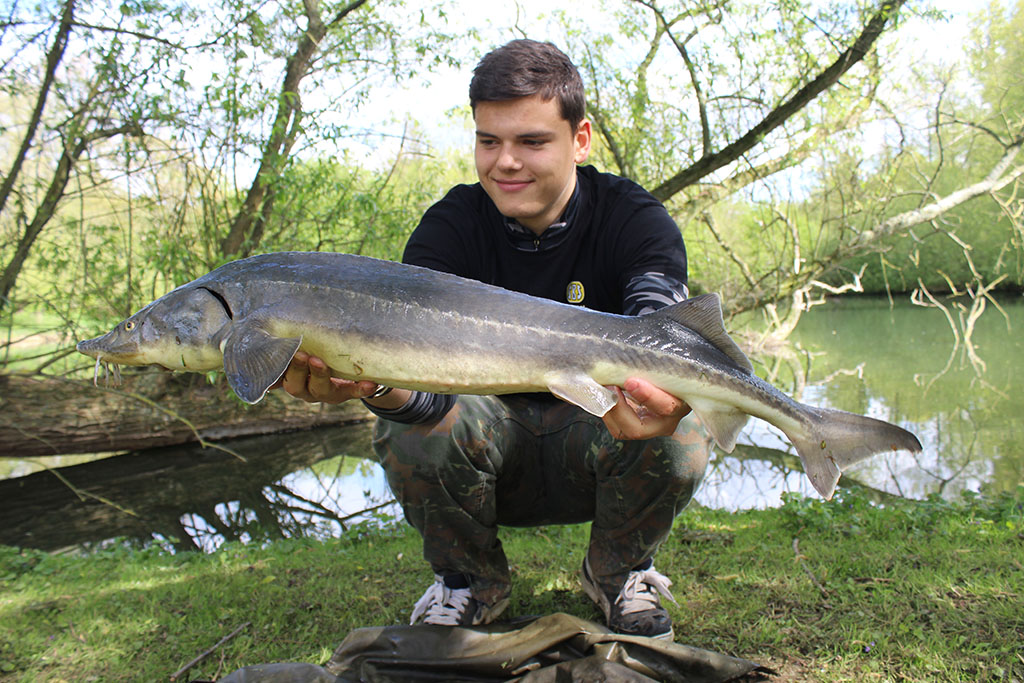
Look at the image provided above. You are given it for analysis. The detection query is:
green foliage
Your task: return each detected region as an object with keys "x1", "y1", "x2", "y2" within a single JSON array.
[
  {"x1": 0, "y1": 0, "x2": 470, "y2": 375},
  {"x1": 3, "y1": 0, "x2": 1023, "y2": 376},
  {"x1": 825, "y1": 0, "x2": 1024, "y2": 295},
  {"x1": 560, "y1": 0, "x2": 899, "y2": 187},
  {"x1": 967, "y1": 0, "x2": 1024, "y2": 137},
  {"x1": 262, "y1": 151, "x2": 475, "y2": 260},
  {"x1": 779, "y1": 485, "x2": 1024, "y2": 536},
  {"x1": 553, "y1": 0, "x2": 1024, "y2": 306},
  {"x1": 825, "y1": 136, "x2": 1021, "y2": 294}
]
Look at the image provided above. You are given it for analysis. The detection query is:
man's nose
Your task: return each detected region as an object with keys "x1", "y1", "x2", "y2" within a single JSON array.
[{"x1": 496, "y1": 144, "x2": 522, "y2": 171}]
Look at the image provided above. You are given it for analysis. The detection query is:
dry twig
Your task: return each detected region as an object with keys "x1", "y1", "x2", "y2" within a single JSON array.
[
  {"x1": 169, "y1": 621, "x2": 250, "y2": 682},
  {"x1": 792, "y1": 537, "x2": 830, "y2": 598}
]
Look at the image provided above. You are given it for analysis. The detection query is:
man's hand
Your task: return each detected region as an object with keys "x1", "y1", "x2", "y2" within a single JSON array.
[
  {"x1": 272, "y1": 350, "x2": 377, "y2": 404},
  {"x1": 601, "y1": 377, "x2": 692, "y2": 440}
]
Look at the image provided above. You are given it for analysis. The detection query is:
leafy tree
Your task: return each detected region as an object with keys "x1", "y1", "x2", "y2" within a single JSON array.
[
  {"x1": 0, "y1": 0, "x2": 459, "y2": 329},
  {"x1": 0, "y1": 0, "x2": 195, "y2": 309},
  {"x1": 263, "y1": 143, "x2": 476, "y2": 260},
  {"x1": 557, "y1": 0, "x2": 1023, "y2": 334},
  {"x1": 826, "y1": 1, "x2": 1024, "y2": 296},
  {"x1": 3, "y1": 0, "x2": 1022, "y2": 376}
]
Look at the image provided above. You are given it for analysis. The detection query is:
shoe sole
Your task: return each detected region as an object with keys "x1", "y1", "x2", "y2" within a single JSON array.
[{"x1": 474, "y1": 596, "x2": 510, "y2": 625}]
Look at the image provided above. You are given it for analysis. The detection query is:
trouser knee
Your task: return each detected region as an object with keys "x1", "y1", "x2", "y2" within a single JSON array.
[
  {"x1": 611, "y1": 414, "x2": 710, "y2": 504},
  {"x1": 372, "y1": 399, "x2": 501, "y2": 517}
]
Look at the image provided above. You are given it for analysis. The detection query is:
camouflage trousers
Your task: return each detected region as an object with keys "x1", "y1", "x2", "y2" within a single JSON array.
[{"x1": 372, "y1": 394, "x2": 711, "y2": 607}]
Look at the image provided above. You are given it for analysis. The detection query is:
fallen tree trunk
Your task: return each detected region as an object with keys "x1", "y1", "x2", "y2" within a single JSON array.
[
  {"x1": 0, "y1": 423, "x2": 377, "y2": 551},
  {"x1": 0, "y1": 371, "x2": 371, "y2": 458}
]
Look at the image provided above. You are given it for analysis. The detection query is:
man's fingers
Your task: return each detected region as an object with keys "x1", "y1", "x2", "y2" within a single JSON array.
[
  {"x1": 622, "y1": 378, "x2": 689, "y2": 418},
  {"x1": 305, "y1": 355, "x2": 336, "y2": 400},
  {"x1": 279, "y1": 351, "x2": 313, "y2": 397},
  {"x1": 602, "y1": 379, "x2": 692, "y2": 440},
  {"x1": 602, "y1": 387, "x2": 646, "y2": 440},
  {"x1": 273, "y1": 351, "x2": 373, "y2": 404}
]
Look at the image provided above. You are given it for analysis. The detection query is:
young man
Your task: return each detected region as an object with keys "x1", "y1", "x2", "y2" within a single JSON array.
[{"x1": 279, "y1": 39, "x2": 711, "y2": 640}]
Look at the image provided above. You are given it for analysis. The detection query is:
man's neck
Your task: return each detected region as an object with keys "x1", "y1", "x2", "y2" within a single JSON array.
[{"x1": 521, "y1": 178, "x2": 580, "y2": 236}]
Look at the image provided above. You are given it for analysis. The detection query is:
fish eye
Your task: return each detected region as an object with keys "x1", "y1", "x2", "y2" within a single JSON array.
[{"x1": 124, "y1": 321, "x2": 135, "y2": 332}]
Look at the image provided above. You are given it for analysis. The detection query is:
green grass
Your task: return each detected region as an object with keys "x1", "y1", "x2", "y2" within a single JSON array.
[{"x1": 1, "y1": 488, "x2": 1021, "y2": 682}]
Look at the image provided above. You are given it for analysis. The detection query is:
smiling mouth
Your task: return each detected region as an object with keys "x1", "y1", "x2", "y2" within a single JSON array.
[{"x1": 493, "y1": 178, "x2": 532, "y2": 191}]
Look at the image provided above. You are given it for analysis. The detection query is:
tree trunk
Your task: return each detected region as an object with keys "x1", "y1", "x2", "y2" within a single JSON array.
[
  {"x1": 219, "y1": 0, "x2": 368, "y2": 258},
  {"x1": 0, "y1": 0, "x2": 74, "y2": 222},
  {"x1": 0, "y1": 371, "x2": 371, "y2": 458},
  {"x1": 0, "y1": 422, "x2": 376, "y2": 551}
]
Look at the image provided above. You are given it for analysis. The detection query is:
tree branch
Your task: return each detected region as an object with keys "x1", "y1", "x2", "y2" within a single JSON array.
[
  {"x1": 635, "y1": 0, "x2": 713, "y2": 156},
  {"x1": 848, "y1": 137, "x2": 1024, "y2": 250},
  {"x1": 1, "y1": 121, "x2": 144, "y2": 306},
  {"x1": 651, "y1": 0, "x2": 908, "y2": 202},
  {"x1": 326, "y1": 0, "x2": 368, "y2": 29},
  {"x1": 0, "y1": 0, "x2": 74, "y2": 221},
  {"x1": 68, "y1": 19, "x2": 182, "y2": 48},
  {"x1": 675, "y1": 88, "x2": 876, "y2": 226},
  {"x1": 703, "y1": 210, "x2": 759, "y2": 291}
]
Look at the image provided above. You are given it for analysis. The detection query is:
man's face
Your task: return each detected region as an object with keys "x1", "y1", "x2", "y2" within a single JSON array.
[{"x1": 474, "y1": 94, "x2": 591, "y2": 235}]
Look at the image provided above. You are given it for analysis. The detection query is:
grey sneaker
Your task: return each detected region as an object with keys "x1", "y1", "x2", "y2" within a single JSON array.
[
  {"x1": 409, "y1": 574, "x2": 508, "y2": 626},
  {"x1": 581, "y1": 557, "x2": 677, "y2": 640}
]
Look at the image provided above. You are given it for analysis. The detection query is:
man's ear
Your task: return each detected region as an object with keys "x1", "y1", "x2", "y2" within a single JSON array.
[{"x1": 574, "y1": 119, "x2": 592, "y2": 164}]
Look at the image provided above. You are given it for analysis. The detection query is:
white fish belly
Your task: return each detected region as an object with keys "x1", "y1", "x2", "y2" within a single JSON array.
[{"x1": 298, "y1": 329, "x2": 554, "y2": 395}]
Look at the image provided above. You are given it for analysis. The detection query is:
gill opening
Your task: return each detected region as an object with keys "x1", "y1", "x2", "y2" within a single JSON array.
[{"x1": 201, "y1": 286, "x2": 233, "y2": 319}]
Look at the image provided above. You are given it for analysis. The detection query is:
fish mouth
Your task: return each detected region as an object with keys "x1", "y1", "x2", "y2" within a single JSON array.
[{"x1": 76, "y1": 338, "x2": 125, "y2": 386}]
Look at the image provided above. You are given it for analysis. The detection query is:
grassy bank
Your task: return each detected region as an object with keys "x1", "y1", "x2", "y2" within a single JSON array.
[{"x1": 1, "y1": 487, "x2": 1021, "y2": 682}]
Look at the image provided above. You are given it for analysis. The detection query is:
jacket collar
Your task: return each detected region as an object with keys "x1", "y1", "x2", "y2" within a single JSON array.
[{"x1": 502, "y1": 182, "x2": 581, "y2": 253}]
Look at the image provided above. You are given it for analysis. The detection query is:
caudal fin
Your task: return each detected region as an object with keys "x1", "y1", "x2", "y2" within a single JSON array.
[{"x1": 786, "y1": 406, "x2": 923, "y2": 500}]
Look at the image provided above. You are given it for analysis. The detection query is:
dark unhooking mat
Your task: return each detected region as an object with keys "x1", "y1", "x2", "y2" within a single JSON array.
[{"x1": 219, "y1": 613, "x2": 772, "y2": 682}]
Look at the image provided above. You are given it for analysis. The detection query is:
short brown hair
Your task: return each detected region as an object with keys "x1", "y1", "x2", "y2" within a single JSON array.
[{"x1": 469, "y1": 39, "x2": 586, "y2": 130}]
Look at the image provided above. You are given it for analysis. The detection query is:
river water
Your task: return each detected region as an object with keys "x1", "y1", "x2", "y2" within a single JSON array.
[{"x1": 2, "y1": 295, "x2": 1021, "y2": 552}]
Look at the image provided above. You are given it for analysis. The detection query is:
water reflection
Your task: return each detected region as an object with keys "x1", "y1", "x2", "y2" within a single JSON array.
[
  {"x1": 1, "y1": 296, "x2": 1020, "y2": 552},
  {"x1": 785, "y1": 295, "x2": 1023, "y2": 501},
  {"x1": 0, "y1": 423, "x2": 400, "y2": 554}
]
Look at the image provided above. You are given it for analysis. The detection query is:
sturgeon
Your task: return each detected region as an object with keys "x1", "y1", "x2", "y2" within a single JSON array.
[{"x1": 77, "y1": 251, "x2": 922, "y2": 499}]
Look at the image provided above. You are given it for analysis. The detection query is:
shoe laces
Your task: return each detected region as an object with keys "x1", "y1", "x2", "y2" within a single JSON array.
[
  {"x1": 410, "y1": 575, "x2": 473, "y2": 625},
  {"x1": 615, "y1": 565, "x2": 678, "y2": 615}
]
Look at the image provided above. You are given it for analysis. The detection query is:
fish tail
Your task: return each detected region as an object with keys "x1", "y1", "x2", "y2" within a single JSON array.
[{"x1": 787, "y1": 406, "x2": 923, "y2": 500}]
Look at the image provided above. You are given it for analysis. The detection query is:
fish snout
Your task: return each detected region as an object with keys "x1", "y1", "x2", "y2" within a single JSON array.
[
  {"x1": 76, "y1": 336, "x2": 105, "y2": 359},
  {"x1": 76, "y1": 338, "x2": 95, "y2": 357}
]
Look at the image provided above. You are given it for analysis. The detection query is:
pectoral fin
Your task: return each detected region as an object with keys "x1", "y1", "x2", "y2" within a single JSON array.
[
  {"x1": 546, "y1": 372, "x2": 618, "y2": 417},
  {"x1": 222, "y1": 319, "x2": 302, "y2": 404}
]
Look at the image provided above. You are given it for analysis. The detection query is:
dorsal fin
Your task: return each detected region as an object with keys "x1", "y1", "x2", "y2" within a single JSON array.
[{"x1": 651, "y1": 294, "x2": 753, "y2": 374}]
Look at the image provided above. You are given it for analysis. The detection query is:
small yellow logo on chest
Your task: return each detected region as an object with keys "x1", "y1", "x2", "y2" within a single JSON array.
[{"x1": 566, "y1": 281, "x2": 585, "y2": 304}]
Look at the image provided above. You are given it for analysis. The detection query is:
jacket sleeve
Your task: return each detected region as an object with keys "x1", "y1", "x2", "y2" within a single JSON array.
[
  {"x1": 363, "y1": 391, "x2": 457, "y2": 425},
  {"x1": 622, "y1": 271, "x2": 689, "y2": 315},
  {"x1": 612, "y1": 199, "x2": 689, "y2": 315}
]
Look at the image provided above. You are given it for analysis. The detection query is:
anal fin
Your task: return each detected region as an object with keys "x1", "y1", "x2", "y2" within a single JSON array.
[{"x1": 685, "y1": 396, "x2": 750, "y2": 452}]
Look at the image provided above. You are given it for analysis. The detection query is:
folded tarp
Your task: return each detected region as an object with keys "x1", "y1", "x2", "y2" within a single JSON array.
[{"x1": 219, "y1": 612, "x2": 771, "y2": 682}]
